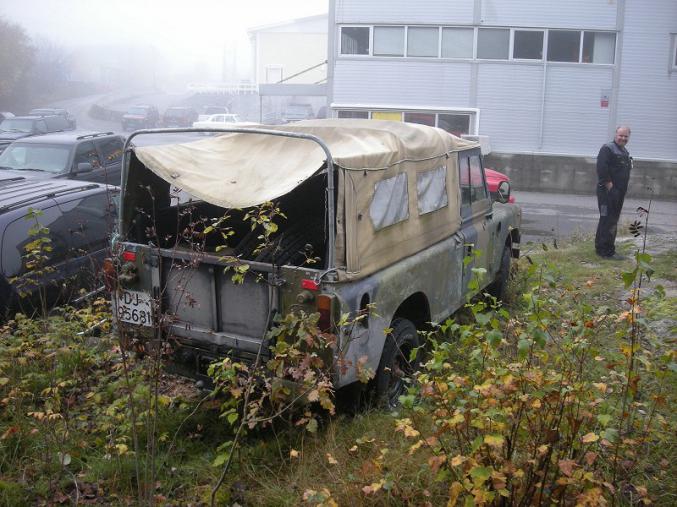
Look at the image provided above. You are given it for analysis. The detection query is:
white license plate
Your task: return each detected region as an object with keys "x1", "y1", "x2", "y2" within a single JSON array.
[{"x1": 114, "y1": 289, "x2": 154, "y2": 327}]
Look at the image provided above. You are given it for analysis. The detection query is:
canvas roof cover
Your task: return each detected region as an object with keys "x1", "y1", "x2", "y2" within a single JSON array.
[
  {"x1": 132, "y1": 119, "x2": 476, "y2": 208},
  {"x1": 131, "y1": 119, "x2": 478, "y2": 278}
]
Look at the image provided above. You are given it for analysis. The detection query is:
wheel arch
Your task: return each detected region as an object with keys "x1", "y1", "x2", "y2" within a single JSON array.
[{"x1": 392, "y1": 291, "x2": 431, "y2": 331}]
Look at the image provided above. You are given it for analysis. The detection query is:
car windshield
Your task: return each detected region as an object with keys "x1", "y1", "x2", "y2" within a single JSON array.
[
  {"x1": 0, "y1": 119, "x2": 35, "y2": 133},
  {"x1": 0, "y1": 143, "x2": 71, "y2": 173},
  {"x1": 127, "y1": 107, "x2": 148, "y2": 115}
]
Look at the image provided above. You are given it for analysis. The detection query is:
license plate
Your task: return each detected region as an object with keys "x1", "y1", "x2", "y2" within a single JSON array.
[{"x1": 114, "y1": 289, "x2": 154, "y2": 327}]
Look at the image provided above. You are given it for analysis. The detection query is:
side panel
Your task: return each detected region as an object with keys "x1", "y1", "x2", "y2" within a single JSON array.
[{"x1": 331, "y1": 230, "x2": 465, "y2": 386}]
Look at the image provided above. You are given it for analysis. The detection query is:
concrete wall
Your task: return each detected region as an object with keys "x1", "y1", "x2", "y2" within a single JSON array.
[{"x1": 484, "y1": 153, "x2": 677, "y2": 200}]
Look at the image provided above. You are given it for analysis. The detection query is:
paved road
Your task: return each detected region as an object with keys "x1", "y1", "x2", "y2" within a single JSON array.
[{"x1": 514, "y1": 190, "x2": 677, "y2": 245}]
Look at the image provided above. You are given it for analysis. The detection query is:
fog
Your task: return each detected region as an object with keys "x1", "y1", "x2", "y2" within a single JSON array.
[{"x1": 1, "y1": 0, "x2": 328, "y2": 90}]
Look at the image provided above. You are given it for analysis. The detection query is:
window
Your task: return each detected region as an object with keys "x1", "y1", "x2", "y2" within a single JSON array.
[
  {"x1": 373, "y1": 26, "x2": 405, "y2": 56},
  {"x1": 370, "y1": 173, "x2": 409, "y2": 230},
  {"x1": 548, "y1": 30, "x2": 581, "y2": 62},
  {"x1": 459, "y1": 156, "x2": 471, "y2": 207},
  {"x1": 337, "y1": 110, "x2": 369, "y2": 119},
  {"x1": 513, "y1": 30, "x2": 544, "y2": 60},
  {"x1": 477, "y1": 28, "x2": 509, "y2": 59},
  {"x1": 73, "y1": 141, "x2": 101, "y2": 169},
  {"x1": 407, "y1": 27, "x2": 439, "y2": 57},
  {"x1": 582, "y1": 31, "x2": 615, "y2": 63},
  {"x1": 372, "y1": 111, "x2": 402, "y2": 121},
  {"x1": 417, "y1": 166, "x2": 448, "y2": 215},
  {"x1": 441, "y1": 27, "x2": 474, "y2": 58},
  {"x1": 96, "y1": 137, "x2": 123, "y2": 165},
  {"x1": 265, "y1": 65, "x2": 282, "y2": 84},
  {"x1": 404, "y1": 112, "x2": 435, "y2": 126},
  {"x1": 438, "y1": 114, "x2": 470, "y2": 136},
  {"x1": 341, "y1": 26, "x2": 370, "y2": 55},
  {"x1": 469, "y1": 155, "x2": 488, "y2": 202},
  {"x1": 674, "y1": 35, "x2": 677, "y2": 68}
]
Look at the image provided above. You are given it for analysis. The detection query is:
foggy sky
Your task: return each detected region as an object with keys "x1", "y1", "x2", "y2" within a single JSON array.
[{"x1": 1, "y1": 0, "x2": 328, "y2": 82}]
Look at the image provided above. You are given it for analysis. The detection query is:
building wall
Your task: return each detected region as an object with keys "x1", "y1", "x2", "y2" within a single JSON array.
[
  {"x1": 330, "y1": 0, "x2": 677, "y2": 162},
  {"x1": 255, "y1": 32, "x2": 327, "y2": 84},
  {"x1": 616, "y1": 0, "x2": 677, "y2": 161}
]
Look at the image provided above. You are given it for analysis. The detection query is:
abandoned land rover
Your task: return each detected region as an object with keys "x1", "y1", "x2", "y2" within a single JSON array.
[{"x1": 111, "y1": 119, "x2": 521, "y2": 402}]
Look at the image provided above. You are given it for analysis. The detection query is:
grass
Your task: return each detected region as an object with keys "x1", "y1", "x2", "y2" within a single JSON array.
[{"x1": 0, "y1": 238, "x2": 675, "y2": 505}]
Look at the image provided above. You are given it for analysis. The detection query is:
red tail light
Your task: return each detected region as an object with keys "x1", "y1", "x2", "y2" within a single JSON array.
[
  {"x1": 301, "y1": 278, "x2": 319, "y2": 291},
  {"x1": 122, "y1": 250, "x2": 136, "y2": 262}
]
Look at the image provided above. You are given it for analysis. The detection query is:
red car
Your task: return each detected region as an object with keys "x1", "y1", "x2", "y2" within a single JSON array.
[{"x1": 485, "y1": 167, "x2": 515, "y2": 203}]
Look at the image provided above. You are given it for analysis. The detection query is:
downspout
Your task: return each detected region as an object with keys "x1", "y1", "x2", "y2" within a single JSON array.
[
  {"x1": 538, "y1": 62, "x2": 548, "y2": 149},
  {"x1": 608, "y1": 0, "x2": 626, "y2": 137}
]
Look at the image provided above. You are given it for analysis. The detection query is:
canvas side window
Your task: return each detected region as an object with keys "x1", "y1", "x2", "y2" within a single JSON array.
[
  {"x1": 370, "y1": 173, "x2": 409, "y2": 230},
  {"x1": 469, "y1": 155, "x2": 488, "y2": 202},
  {"x1": 417, "y1": 165, "x2": 448, "y2": 215},
  {"x1": 459, "y1": 156, "x2": 471, "y2": 208}
]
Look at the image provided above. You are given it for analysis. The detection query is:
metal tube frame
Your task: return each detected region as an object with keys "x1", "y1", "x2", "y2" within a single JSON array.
[{"x1": 120, "y1": 127, "x2": 337, "y2": 271}]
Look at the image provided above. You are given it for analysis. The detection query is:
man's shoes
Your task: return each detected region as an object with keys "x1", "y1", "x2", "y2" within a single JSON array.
[{"x1": 597, "y1": 253, "x2": 627, "y2": 261}]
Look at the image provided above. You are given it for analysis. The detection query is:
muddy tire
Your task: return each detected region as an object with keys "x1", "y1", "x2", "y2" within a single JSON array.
[
  {"x1": 373, "y1": 318, "x2": 420, "y2": 408},
  {"x1": 487, "y1": 245, "x2": 511, "y2": 300}
]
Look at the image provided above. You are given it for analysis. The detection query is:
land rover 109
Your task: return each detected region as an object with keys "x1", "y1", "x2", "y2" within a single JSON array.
[{"x1": 111, "y1": 119, "x2": 521, "y2": 402}]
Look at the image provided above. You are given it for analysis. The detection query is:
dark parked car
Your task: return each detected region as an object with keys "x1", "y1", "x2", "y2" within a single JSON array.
[
  {"x1": 162, "y1": 106, "x2": 198, "y2": 127},
  {"x1": 29, "y1": 108, "x2": 77, "y2": 129},
  {"x1": 0, "y1": 176, "x2": 118, "y2": 318},
  {"x1": 0, "y1": 131, "x2": 124, "y2": 185},
  {"x1": 121, "y1": 105, "x2": 159, "y2": 131}
]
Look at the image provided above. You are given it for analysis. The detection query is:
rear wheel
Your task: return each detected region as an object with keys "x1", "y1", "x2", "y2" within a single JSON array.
[
  {"x1": 373, "y1": 318, "x2": 420, "y2": 408},
  {"x1": 487, "y1": 245, "x2": 511, "y2": 300}
]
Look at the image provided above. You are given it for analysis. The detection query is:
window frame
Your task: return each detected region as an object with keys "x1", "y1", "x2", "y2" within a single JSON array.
[
  {"x1": 670, "y1": 33, "x2": 677, "y2": 73},
  {"x1": 476, "y1": 27, "x2": 511, "y2": 60},
  {"x1": 440, "y1": 26, "x2": 476, "y2": 59},
  {"x1": 512, "y1": 28, "x2": 545, "y2": 61},
  {"x1": 406, "y1": 25, "x2": 441, "y2": 58},
  {"x1": 339, "y1": 25, "x2": 372, "y2": 56},
  {"x1": 373, "y1": 25, "x2": 406, "y2": 57}
]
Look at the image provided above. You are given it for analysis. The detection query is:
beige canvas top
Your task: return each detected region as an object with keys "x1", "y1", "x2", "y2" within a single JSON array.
[
  {"x1": 132, "y1": 119, "x2": 478, "y2": 279},
  {"x1": 133, "y1": 119, "x2": 476, "y2": 208}
]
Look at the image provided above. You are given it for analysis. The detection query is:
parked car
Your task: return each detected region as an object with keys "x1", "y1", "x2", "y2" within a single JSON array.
[
  {"x1": 0, "y1": 115, "x2": 71, "y2": 154},
  {"x1": 111, "y1": 119, "x2": 521, "y2": 402},
  {"x1": 28, "y1": 108, "x2": 77, "y2": 129},
  {"x1": 121, "y1": 105, "x2": 159, "y2": 131},
  {"x1": 0, "y1": 131, "x2": 124, "y2": 185},
  {"x1": 485, "y1": 168, "x2": 515, "y2": 203},
  {"x1": 0, "y1": 176, "x2": 118, "y2": 319},
  {"x1": 283, "y1": 103, "x2": 314, "y2": 122},
  {"x1": 191, "y1": 113, "x2": 259, "y2": 130},
  {"x1": 162, "y1": 106, "x2": 199, "y2": 128},
  {"x1": 197, "y1": 105, "x2": 229, "y2": 121}
]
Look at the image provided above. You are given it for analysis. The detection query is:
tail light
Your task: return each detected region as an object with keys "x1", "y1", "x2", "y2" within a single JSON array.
[
  {"x1": 316, "y1": 294, "x2": 334, "y2": 332},
  {"x1": 122, "y1": 250, "x2": 136, "y2": 262}
]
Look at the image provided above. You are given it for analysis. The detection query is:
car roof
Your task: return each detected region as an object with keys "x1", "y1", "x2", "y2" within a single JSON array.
[
  {"x1": 3, "y1": 115, "x2": 47, "y2": 121},
  {"x1": 14, "y1": 131, "x2": 118, "y2": 145},
  {"x1": 0, "y1": 177, "x2": 113, "y2": 215}
]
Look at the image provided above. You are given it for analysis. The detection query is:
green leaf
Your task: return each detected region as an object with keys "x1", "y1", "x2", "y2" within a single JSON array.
[
  {"x1": 533, "y1": 328, "x2": 548, "y2": 348},
  {"x1": 597, "y1": 414, "x2": 612, "y2": 427},
  {"x1": 517, "y1": 338, "x2": 531, "y2": 358},
  {"x1": 487, "y1": 330, "x2": 502, "y2": 348},
  {"x1": 622, "y1": 269, "x2": 638, "y2": 288},
  {"x1": 471, "y1": 435, "x2": 483, "y2": 452},
  {"x1": 212, "y1": 452, "x2": 230, "y2": 467},
  {"x1": 469, "y1": 466, "x2": 492, "y2": 483},
  {"x1": 601, "y1": 427, "x2": 618, "y2": 443},
  {"x1": 474, "y1": 312, "x2": 491, "y2": 326},
  {"x1": 306, "y1": 418, "x2": 318, "y2": 433},
  {"x1": 227, "y1": 412, "x2": 239, "y2": 426}
]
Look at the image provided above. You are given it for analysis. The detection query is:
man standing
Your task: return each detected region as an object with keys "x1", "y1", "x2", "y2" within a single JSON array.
[{"x1": 595, "y1": 126, "x2": 632, "y2": 259}]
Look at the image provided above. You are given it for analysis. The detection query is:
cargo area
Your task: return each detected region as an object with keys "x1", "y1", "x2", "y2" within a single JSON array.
[{"x1": 122, "y1": 152, "x2": 330, "y2": 269}]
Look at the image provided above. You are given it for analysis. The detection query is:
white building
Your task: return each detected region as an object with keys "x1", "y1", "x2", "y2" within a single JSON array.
[
  {"x1": 248, "y1": 14, "x2": 328, "y2": 85},
  {"x1": 328, "y1": 0, "x2": 677, "y2": 162}
]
